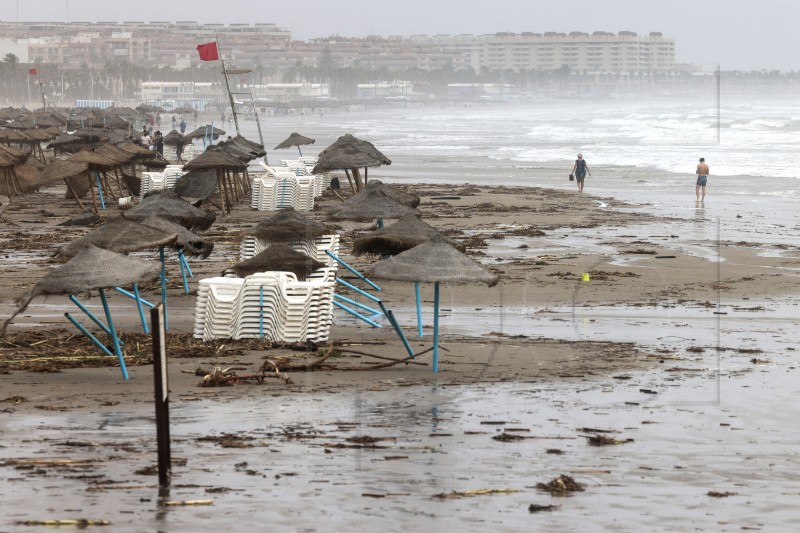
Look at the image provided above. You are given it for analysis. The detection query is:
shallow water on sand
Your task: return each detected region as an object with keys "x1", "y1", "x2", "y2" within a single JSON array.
[{"x1": 2, "y1": 360, "x2": 799, "y2": 531}]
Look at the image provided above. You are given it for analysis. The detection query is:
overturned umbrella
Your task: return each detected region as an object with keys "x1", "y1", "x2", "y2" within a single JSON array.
[
  {"x1": 0, "y1": 245, "x2": 162, "y2": 379},
  {"x1": 366, "y1": 234, "x2": 499, "y2": 372}
]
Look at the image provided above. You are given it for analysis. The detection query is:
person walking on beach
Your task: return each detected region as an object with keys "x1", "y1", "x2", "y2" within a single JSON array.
[
  {"x1": 696, "y1": 157, "x2": 709, "y2": 202},
  {"x1": 572, "y1": 153, "x2": 591, "y2": 192}
]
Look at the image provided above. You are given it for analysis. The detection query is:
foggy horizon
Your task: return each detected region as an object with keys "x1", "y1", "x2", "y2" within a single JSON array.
[{"x1": 0, "y1": 0, "x2": 797, "y2": 72}]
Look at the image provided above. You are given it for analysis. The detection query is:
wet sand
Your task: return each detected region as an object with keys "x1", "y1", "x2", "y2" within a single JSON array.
[{"x1": 2, "y1": 176, "x2": 800, "y2": 530}]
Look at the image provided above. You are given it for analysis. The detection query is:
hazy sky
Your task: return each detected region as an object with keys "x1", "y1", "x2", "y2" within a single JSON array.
[{"x1": 0, "y1": 0, "x2": 794, "y2": 71}]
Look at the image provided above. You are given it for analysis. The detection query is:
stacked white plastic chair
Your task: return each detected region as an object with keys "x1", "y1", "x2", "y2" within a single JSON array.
[
  {"x1": 139, "y1": 165, "x2": 185, "y2": 197},
  {"x1": 251, "y1": 165, "x2": 315, "y2": 212},
  {"x1": 239, "y1": 234, "x2": 340, "y2": 266},
  {"x1": 193, "y1": 268, "x2": 336, "y2": 342}
]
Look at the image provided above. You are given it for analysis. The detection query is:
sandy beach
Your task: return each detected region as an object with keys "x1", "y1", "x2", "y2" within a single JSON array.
[{"x1": 3, "y1": 105, "x2": 800, "y2": 530}]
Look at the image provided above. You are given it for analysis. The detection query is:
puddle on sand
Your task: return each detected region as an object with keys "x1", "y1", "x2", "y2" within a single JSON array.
[{"x1": 1, "y1": 357, "x2": 799, "y2": 531}]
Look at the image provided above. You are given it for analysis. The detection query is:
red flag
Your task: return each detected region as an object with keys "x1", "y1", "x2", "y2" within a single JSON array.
[
  {"x1": 196, "y1": 42, "x2": 219, "y2": 61},
  {"x1": 28, "y1": 68, "x2": 37, "y2": 75}
]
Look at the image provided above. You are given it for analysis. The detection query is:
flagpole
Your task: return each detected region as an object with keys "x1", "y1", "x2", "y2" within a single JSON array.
[
  {"x1": 215, "y1": 37, "x2": 240, "y2": 137},
  {"x1": 39, "y1": 78, "x2": 47, "y2": 109}
]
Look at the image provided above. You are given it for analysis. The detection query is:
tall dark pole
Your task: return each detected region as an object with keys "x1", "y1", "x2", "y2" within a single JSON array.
[
  {"x1": 216, "y1": 37, "x2": 241, "y2": 136},
  {"x1": 151, "y1": 303, "x2": 171, "y2": 487}
]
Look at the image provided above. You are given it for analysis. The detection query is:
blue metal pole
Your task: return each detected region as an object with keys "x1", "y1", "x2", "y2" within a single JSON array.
[
  {"x1": 377, "y1": 218, "x2": 384, "y2": 229},
  {"x1": 98, "y1": 288, "x2": 129, "y2": 380},
  {"x1": 177, "y1": 250, "x2": 189, "y2": 295},
  {"x1": 326, "y1": 251, "x2": 382, "y2": 291},
  {"x1": 433, "y1": 282, "x2": 440, "y2": 373},
  {"x1": 378, "y1": 301, "x2": 415, "y2": 358},
  {"x1": 334, "y1": 293, "x2": 380, "y2": 315},
  {"x1": 179, "y1": 250, "x2": 194, "y2": 278},
  {"x1": 159, "y1": 246, "x2": 168, "y2": 330},
  {"x1": 132, "y1": 283, "x2": 149, "y2": 334},
  {"x1": 333, "y1": 300, "x2": 382, "y2": 328},
  {"x1": 114, "y1": 287, "x2": 155, "y2": 308},
  {"x1": 335, "y1": 277, "x2": 381, "y2": 303},
  {"x1": 95, "y1": 170, "x2": 106, "y2": 209},
  {"x1": 415, "y1": 282, "x2": 423, "y2": 337},
  {"x1": 68, "y1": 294, "x2": 124, "y2": 345},
  {"x1": 64, "y1": 313, "x2": 115, "y2": 357}
]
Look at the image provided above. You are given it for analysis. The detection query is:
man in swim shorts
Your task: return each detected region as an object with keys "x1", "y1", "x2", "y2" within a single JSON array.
[{"x1": 696, "y1": 157, "x2": 709, "y2": 202}]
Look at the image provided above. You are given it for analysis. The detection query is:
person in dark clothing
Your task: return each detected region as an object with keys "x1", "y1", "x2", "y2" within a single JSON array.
[
  {"x1": 153, "y1": 131, "x2": 164, "y2": 156},
  {"x1": 571, "y1": 153, "x2": 591, "y2": 193},
  {"x1": 179, "y1": 119, "x2": 187, "y2": 134}
]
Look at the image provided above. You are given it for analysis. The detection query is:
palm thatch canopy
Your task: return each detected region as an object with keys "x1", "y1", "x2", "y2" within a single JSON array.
[
  {"x1": 241, "y1": 208, "x2": 331, "y2": 242},
  {"x1": 94, "y1": 144, "x2": 133, "y2": 165},
  {"x1": 172, "y1": 105, "x2": 196, "y2": 114},
  {"x1": 67, "y1": 149, "x2": 118, "y2": 168},
  {"x1": 47, "y1": 133, "x2": 86, "y2": 150},
  {"x1": 117, "y1": 141, "x2": 158, "y2": 160},
  {"x1": 215, "y1": 141, "x2": 256, "y2": 162},
  {"x1": 1, "y1": 245, "x2": 162, "y2": 335},
  {"x1": 70, "y1": 128, "x2": 110, "y2": 145},
  {"x1": 182, "y1": 147, "x2": 246, "y2": 170},
  {"x1": 173, "y1": 168, "x2": 218, "y2": 201},
  {"x1": 136, "y1": 104, "x2": 165, "y2": 113},
  {"x1": 38, "y1": 160, "x2": 90, "y2": 187},
  {"x1": 365, "y1": 234, "x2": 499, "y2": 287},
  {"x1": 125, "y1": 190, "x2": 217, "y2": 231},
  {"x1": 227, "y1": 243, "x2": 324, "y2": 280},
  {"x1": 185, "y1": 125, "x2": 226, "y2": 140},
  {"x1": 0, "y1": 144, "x2": 29, "y2": 165},
  {"x1": 366, "y1": 180, "x2": 420, "y2": 208},
  {"x1": 163, "y1": 130, "x2": 187, "y2": 146},
  {"x1": 56, "y1": 215, "x2": 179, "y2": 258},
  {"x1": 353, "y1": 214, "x2": 464, "y2": 256},
  {"x1": 311, "y1": 134, "x2": 391, "y2": 174},
  {"x1": 139, "y1": 215, "x2": 214, "y2": 257},
  {"x1": 232, "y1": 135, "x2": 266, "y2": 156},
  {"x1": 274, "y1": 132, "x2": 315, "y2": 150},
  {"x1": 329, "y1": 186, "x2": 420, "y2": 221}
]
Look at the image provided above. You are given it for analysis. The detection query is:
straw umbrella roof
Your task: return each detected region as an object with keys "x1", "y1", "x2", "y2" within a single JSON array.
[
  {"x1": 38, "y1": 160, "x2": 90, "y2": 187},
  {"x1": 274, "y1": 132, "x2": 315, "y2": 150},
  {"x1": 241, "y1": 208, "x2": 331, "y2": 242},
  {"x1": 125, "y1": 190, "x2": 217, "y2": 231},
  {"x1": 163, "y1": 130, "x2": 187, "y2": 145},
  {"x1": 366, "y1": 180, "x2": 420, "y2": 208},
  {"x1": 0, "y1": 143, "x2": 29, "y2": 165},
  {"x1": 353, "y1": 214, "x2": 464, "y2": 256},
  {"x1": 20, "y1": 128, "x2": 53, "y2": 142},
  {"x1": 57, "y1": 216, "x2": 179, "y2": 258},
  {"x1": 95, "y1": 144, "x2": 135, "y2": 165},
  {"x1": 173, "y1": 168, "x2": 218, "y2": 201},
  {"x1": 185, "y1": 124, "x2": 226, "y2": 140},
  {"x1": 0, "y1": 128, "x2": 34, "y2": 143},
  {"x1": 366, "y1": 234, "x2": 499, "y2": 287},
  {"x1": 215, "y1": 141, "x2": 255, "y2": 162},
  {"x1": 70, "y1": 128, "x2": 110, "y2": 145},
  {"x1": 117, "y1": 142, "x2": 157, "y2": 160},
  {"x1": 139, "y1": 215, "x2": 214, "y2": 258},
  {"x1": 67, "y1": 149, "x2": 118, "y2": 168},
  {"x1": 228, "y1": 243, "x2": 324, "y2": 280},
  {"x1": 172, "y1": 105, "x2": 196, "y2": 114},
  {"x1": 311, "y1": 134, "x2": 391, "y2": 174},
  {"x1": 136, "y1": 104, "x2": 165, "y2": 113},
  {"x1": 329, "y1": 186, "x2": 420, "y2": 221},
  {"x1": 233, "y1": 135, "x2": 266, "y2": 155},
  {"x1": 182, "y1": 147, "x2": 246, "y2": 170},
  {"x1": 1, "y1": 245, "x2": 162, "y2": 335},
  {"x1": 47, "y1": 133, "x2": 86, "y2": 149}
]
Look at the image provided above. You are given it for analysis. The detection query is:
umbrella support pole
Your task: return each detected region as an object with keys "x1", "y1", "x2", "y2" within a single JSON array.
[
  {"x1": 115, "y1": 285, "x2": 153, "y2": 334},
  {"x1": 333, "y1": 300, "x2": 382, "y2": 328},
  {"x1": 433, "y1": 282, "x2": 440, "y2": 373},
  {"x1": 64, "y1": 313, "x2": 116, "y2": 358},
  {"x1": 177, "y1": 252, "x2": 189, "y2": 295},
  {"x1": 335, "y1": 278, "x2": 381, "y2": 303},
  {"x1": 159, "y1": 247, "x2": 169, "y2": 331},
  {"x1": 63, "y1": 179, "x2": 85, "y2": 211},
  {"x1": 334, "y1": 293, "x2": 381, "y2": 316},
  {"x1": 99, "y1": 288, "x2": 129, "y2": 380},
  {"x1": 415, "y1": 282, "x2": 423, "y2": 337},
  {"x1": 68, "y1": 294, "x2": 125, "y2": 346},
  {"x1": 378, "y1": 301, "x2": 415, "y2": 358},
  {"x1": 326, "y1": 251, "x2": 382, "y2": 291},
  {"x1": 95, "y1": 170, "x2": 106, "y2": 210},
  {"x1": 179, "y1": 251, "x2": 194, "y2": 278}
]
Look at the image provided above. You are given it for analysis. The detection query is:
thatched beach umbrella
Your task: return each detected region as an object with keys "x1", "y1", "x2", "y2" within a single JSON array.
[
  {"x1": 0, "y1": 245, "x2": 163, "y2": 378},
  {"x1": 241, "y1": 208, "x2": 330, "y2": 243},
  {"x1": 163, "y1": 130, "x2": 186, "y2": 146},
  {"x1": 67, "y1": 148, "x2": 124, "y2": 211},
  {"x1": 173, "y1": 168, "x2": 218, "y2": 203},
  {"x1": 125, "y1": 190, "x2": 217, "y2": 231},
  {"x1": 47, "y1": 132, "x2": 86, "y2": 158},
  {"x1": 39, "y1": 159, "x2": 91, "y2": 203},
  {"x1": 353, "y1": 213, "x2": 464, "y2": 256},
  {"x1": 365, "y1": 180, "x2": 420, "y2": 208},
  {"x1": 312, "y1": 134, "x2": 391, "y2": 191},
  {"x1": 274, "y1": 132, "x2": 315, "y2": 157},
  {"x1": 227, "y1": 243, "x2": 324, "y2": 280},
  {"x1": 366, "y1": 234, "x2": 499, "y2": 372},
  {"x1": 329, "y1": 186, "x2": 420, "y2": 222},
  {"x1": 182, "y1": 147, "x2": 248, "y2": 213},
  {"x1": 185, "y1": 124, "x2": 226, "y2": 140},
  {"x1": 56, "y1": 215, "x2": 179, "y2": 258}
]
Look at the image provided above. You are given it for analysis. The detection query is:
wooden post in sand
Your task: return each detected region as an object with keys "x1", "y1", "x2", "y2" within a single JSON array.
[{"x1": 151, "y1": 303, "x2": 171, "y2": 487}]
